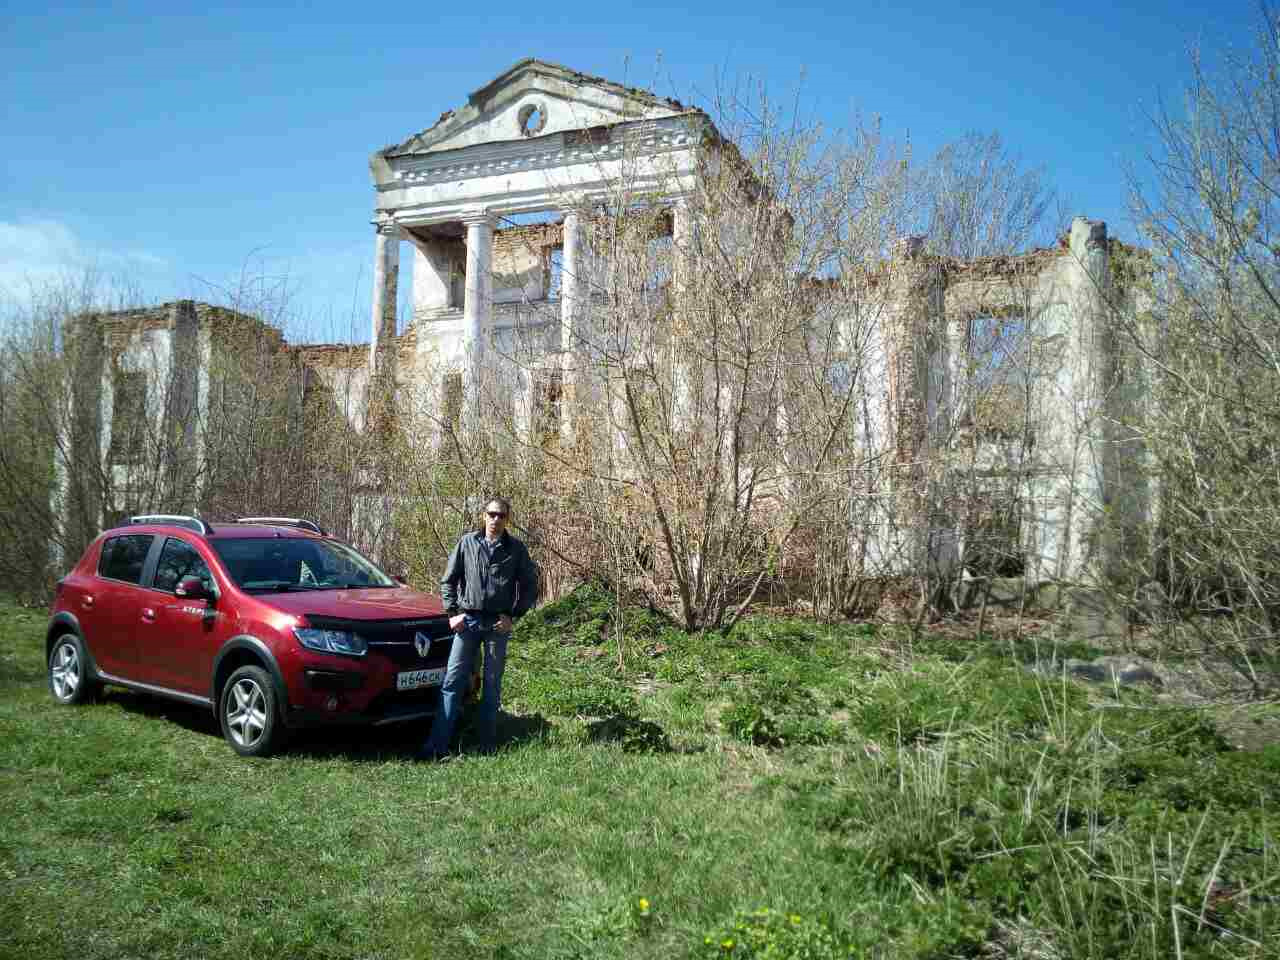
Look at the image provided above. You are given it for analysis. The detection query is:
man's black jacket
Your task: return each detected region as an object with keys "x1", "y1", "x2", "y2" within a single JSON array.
[{"x1": 439, "y1": 530, "x2": 539, "y2": 619}]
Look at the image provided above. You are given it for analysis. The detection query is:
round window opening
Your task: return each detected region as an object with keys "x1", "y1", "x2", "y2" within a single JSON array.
[{"x1": 518, "y1": 102, "x2": 547, "y2": 137}]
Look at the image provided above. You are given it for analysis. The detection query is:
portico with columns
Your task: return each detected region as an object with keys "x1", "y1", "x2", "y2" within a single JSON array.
[{"x1": 365, "y1": 58, "x2": 704, "y2": 438}]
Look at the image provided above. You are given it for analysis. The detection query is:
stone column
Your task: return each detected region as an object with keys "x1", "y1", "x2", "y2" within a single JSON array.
[
  {"x1": 55, "y1": 314, "x2": 107, "y2": 567},
  {"x1": 462, "y1": 213, "x2": 496, "y2": 406},
  {"x1": 1059, "y1": 217, "x2": 1135, "y2": 637},
  {"x1": 671, "y1": 197, "x2": 694, "y2": 296},
  {"x1": 670, "y1": 197, "x2": 695, "y2": 426},
  {"x1": 560, "y1": 208, "x2": 585, "y2": 434},
  {"x1": 946, "y1": 313, "x2": 972, "y2": 439},
  {"x1": 367, "y1": 222, "x2": 401, "y2": 431},
  {"x1": 1067, "y1": 217, "x2": 1111, "y2": 576},
  {"x1": 166, "y1": 300, "x2": 200, "y2": 509},
  {"x1": 369, "y1": 222, "x2": 401, "y2": 371},
  {"x1": 875, "y1": 236, "x2": 955, "y2": 585}
]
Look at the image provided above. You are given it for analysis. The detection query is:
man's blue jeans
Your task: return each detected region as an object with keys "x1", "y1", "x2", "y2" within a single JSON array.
[{"x1": 423, "y1": 616, "x2": 509, "y2": 755}]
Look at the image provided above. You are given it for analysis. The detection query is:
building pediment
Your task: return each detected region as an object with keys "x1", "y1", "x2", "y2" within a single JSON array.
[{"x1": 374, "y1": 59, "x2": 696, "y2": 164}]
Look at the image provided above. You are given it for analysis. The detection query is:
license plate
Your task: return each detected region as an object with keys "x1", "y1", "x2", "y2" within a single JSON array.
[{"x1": 396, "y1": 667, "x2": 446, "y2": 691}]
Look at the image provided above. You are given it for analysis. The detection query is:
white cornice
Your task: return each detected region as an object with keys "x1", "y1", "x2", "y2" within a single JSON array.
[
  {"x1": 382, "y1": 116, "x2": 700, "y2": 191},
  {"x1": 386, "y1": 172, "x2": 698, "y2": 226}
]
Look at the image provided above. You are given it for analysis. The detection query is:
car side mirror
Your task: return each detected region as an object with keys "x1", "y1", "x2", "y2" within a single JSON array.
[
  {"x1": 393, "y1": 572, "x2": 409, "y2": 585},
  {"x1": 176, "y1": 576, "x2": 217, "y2": 601}
]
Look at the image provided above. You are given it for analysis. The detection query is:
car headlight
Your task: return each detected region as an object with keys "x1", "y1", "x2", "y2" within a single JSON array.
[{"x1": 293, "y1": 628, "x2": 368, "y2": 657}]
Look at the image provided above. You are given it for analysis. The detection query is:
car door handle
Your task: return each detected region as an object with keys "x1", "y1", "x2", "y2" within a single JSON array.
[
  {"x1": 81, "y1": 596, "x2": 94, "y2": 609},
  {"x1": 141, "y1": 608, "x2": 156, "y2": 623}
]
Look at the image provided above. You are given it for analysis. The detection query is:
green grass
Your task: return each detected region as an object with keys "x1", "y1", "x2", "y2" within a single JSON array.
[{"x1": 2, "y1": 584, "x2": 1278, "y2": 959}]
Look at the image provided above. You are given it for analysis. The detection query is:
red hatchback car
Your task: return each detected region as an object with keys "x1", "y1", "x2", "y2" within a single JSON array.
[{"x1": 46, "y1": 515, "x2": 463, "y2": 756}]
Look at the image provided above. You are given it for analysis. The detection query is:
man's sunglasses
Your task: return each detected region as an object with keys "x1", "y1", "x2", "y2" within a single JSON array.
[{"x1": 486, "y1": 511, "x2": 507, "y2": 519}]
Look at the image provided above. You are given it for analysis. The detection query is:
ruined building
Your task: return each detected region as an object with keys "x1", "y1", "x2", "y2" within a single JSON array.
[{"x1": 56, "y1": 60, "x2": 1152, "y2": 620}]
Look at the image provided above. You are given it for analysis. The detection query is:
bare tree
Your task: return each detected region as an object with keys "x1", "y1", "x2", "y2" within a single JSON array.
[
  {"x1": 1120, "y1": 5, "x2": 1280, "y2": 685},
  {"x1": 0, "y1": 268, "x2": 384, "y2": 599},
  {"x1": 918, "y1": 131, "x2": 1056, "y2": 260},
  {"x1": 530, "y1": 93, "x2": 919, "y2": 631}
]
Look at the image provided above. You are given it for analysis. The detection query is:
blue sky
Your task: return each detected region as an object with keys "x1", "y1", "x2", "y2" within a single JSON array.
[{"x1": 0, "y1": 0, "x2": 1262, "y2": 344}]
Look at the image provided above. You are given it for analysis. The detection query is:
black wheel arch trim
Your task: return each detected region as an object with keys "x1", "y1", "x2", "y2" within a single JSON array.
[
  {"x1": 46, "y1": 611, "x2": 101, "y2": 679},
  {"x1": 211, "y1": 636, "x2": 290, "y2": 721}
]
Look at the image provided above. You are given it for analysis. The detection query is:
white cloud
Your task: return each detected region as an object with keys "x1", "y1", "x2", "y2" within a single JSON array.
[
  {"x1": 0, "y1": 219, "x2": 372, "y2": 346},
  {"x1": 0, "y1": 218, "x2": 171, "y2": 306}
]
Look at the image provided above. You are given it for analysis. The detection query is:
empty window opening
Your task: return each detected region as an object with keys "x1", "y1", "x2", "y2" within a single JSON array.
[
  {"x1": 533, "y1": 370, "x2": 563, "y2": 443},
  {"x1": 442, "y1": 372, "x2": 463, "y2": 432},
  {"x1": 517, "y1": 103, "x2": 547, "y2": 137},
  {"x1": 547, "y1": 247, "x2": 564, "y2": 300},
  {"x1": 108, "y1": 370, "x2": 147, "y2": 465}
]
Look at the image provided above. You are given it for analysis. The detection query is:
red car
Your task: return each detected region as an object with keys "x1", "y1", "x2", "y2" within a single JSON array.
[{"x1": 46, "y1": 515, "x2": 466, "y2": 756}]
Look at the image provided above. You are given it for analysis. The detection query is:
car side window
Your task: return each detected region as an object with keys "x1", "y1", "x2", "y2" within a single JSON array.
[
  {"x1": 98, "y1": 534, "x2": 154, "y2": 584},
  {"x1": 153, "y1": 537, "x2": 213, "y2": 594}
]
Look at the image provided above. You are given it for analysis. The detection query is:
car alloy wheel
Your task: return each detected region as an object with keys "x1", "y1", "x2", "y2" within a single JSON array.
[
  {"x1": 219, "y1": 665, "x2": 283, "y2": 757},
  {"x1": 48, "y1": 634, "x2": 97, "y2": 704},
  {"x1": 50, "y1": 639, "x2": 81, "y2": 701}
]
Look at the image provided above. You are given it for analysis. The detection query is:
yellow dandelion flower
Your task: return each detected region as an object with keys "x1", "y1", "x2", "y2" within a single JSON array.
[
  {"x1": 721, "y1": 938, "x2": 735, "y2": 951},
  {"x1": 638, "y1": 898, "x2": 650, "y2": 912},
  {"x1": 789, "y1": 914, "x2": 802, "y2": 924}
]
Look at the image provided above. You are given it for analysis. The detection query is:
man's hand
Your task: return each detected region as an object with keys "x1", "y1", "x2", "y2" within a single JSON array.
[
  {"x1": 449, "y1": 613, "x2": 467, "y2": 633},
  {"x1": 496, "y1": 614, "x2": 513, "y2": 634}
]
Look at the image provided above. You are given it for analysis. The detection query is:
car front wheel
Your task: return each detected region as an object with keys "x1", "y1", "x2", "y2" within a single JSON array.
[
  {"x1": 219, "y1": 665, "x2": 285, "y2": 757},
  {"x1": 48, "y1": 634, "x2": 99, "y2": 704}
]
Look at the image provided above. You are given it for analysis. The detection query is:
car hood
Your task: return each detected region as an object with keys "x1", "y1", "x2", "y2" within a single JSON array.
[{"x1": 258, "y1": 586, "x2": 446, "y2": 621}]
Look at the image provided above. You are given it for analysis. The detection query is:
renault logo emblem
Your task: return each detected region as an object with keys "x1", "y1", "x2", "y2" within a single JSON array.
[{"x1": 414, "y1": 631, "x2": 431, "y2": 657}]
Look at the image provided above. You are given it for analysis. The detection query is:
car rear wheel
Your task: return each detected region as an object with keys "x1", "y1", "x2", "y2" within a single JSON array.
[
  {"x1": 48, "y1": 634, "x2": 99, "y2": 704},
  {"x1": 219, "y1": 665, "x2": 285, "y2": 757}
]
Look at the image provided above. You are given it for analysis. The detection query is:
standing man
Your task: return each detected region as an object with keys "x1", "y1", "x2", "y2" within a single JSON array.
[{"x1": 420, "y1": 497, "x2": 539, "y2": 760}]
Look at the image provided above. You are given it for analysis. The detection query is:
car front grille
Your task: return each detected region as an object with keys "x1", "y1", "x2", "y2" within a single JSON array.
[
  {"x1": 305, "y1": 614, "x2": 455, "y2": 669},
  {"x1": 301, "y1": 614, "x2": 460, "y2": 724}
]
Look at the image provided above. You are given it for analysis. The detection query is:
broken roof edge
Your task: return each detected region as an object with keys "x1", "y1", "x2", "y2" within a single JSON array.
[
  {"x1": 469, "y1": 58, "x2": 689, "y2": 114},
  {"x1": 375, "y1": 58, "x2": 699, "y2": 160}
]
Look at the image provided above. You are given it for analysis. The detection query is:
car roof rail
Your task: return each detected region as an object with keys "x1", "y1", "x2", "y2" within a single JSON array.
[
  {"x1": 128, "y1": 514, "x2": 213, "y2": 535},
  {"x1": 235, "y1": 516, "x2": 327, "y2": 536}
]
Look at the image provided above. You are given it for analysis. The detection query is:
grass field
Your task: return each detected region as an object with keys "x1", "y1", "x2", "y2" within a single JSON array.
[{"x1": 2, "y1": 585, "x2": 1278, "y2": 959}]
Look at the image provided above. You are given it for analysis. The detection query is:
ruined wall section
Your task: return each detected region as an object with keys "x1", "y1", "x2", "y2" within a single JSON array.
[
  {"x1": 293, "y1": 343, "x2": 370, "y2": 435},
  {"x1": 941, "y1": 251, "x2": 1055, "y2": 580},
  {"x1": 493, "y1": 221, "x2": 561, "y2": 303},
  {"x1": 929, "y1": 223, "x2": 1153, "y2": 618},
  {"x1": 53, "y1": 315, "x2": 107, "y2": 567},
  {"x1": 860, "y1": 238, "x2": 956, "y2": 579},
  {"x1": 57, "y1": 301, "x2": 293, "y2": 531}
]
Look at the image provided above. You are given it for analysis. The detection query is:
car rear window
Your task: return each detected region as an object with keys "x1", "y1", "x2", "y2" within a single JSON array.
[{"x1": 98, "y1": 534, "x2": 153, "y2": 584}]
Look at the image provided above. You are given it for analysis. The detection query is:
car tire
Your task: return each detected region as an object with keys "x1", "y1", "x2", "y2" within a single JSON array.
[
  {"x1": 219, "y1": 665, "x2": 285, "y2": 757},
  {"x1": 48, "y1": 633, "x2": 100, "y2": 704}
]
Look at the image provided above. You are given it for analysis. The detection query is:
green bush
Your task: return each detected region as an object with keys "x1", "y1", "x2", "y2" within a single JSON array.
[
  {"x1": 697, "y1": 908, "x2": 849, "y2": 959},
  {"x1": 586, "y1": 714, "x2": 672, "y2": 753},
  {"x1": 720, "y1": 678, "x2": 841, "y2": 748}
]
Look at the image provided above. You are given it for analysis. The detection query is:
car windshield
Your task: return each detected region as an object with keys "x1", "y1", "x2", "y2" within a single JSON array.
[{"x1": 210, "y1": 537, "x2": 396, "y2": 591}]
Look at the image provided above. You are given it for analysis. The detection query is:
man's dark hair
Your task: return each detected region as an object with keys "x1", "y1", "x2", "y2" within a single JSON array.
[{"x1": 485, "y1": 496, "x2": 512, "y2": 515}]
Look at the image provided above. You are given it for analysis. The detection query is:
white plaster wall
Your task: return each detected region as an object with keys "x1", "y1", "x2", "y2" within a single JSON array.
[
  {"x1": 413, "y1": 314, "x2": 467, "y2": 370},
  {"x1": 98, "y1": 360, "x2": 114, "y2": 479},
  {"x1": 194, "y1": 327, "x2": 212, "y2": 496},
  {"x1": 309, "y1": 362, "x2": 370, "y2": 434},
  {"x1": 492, "y1": 241, "x2": 545, "y2": 303},
  {"x1": 850, "y1": 303, "x2": 904, "y2": 574},
  {"x1": 410, "y1": 240, "x2": 453, "y2": 312}
]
